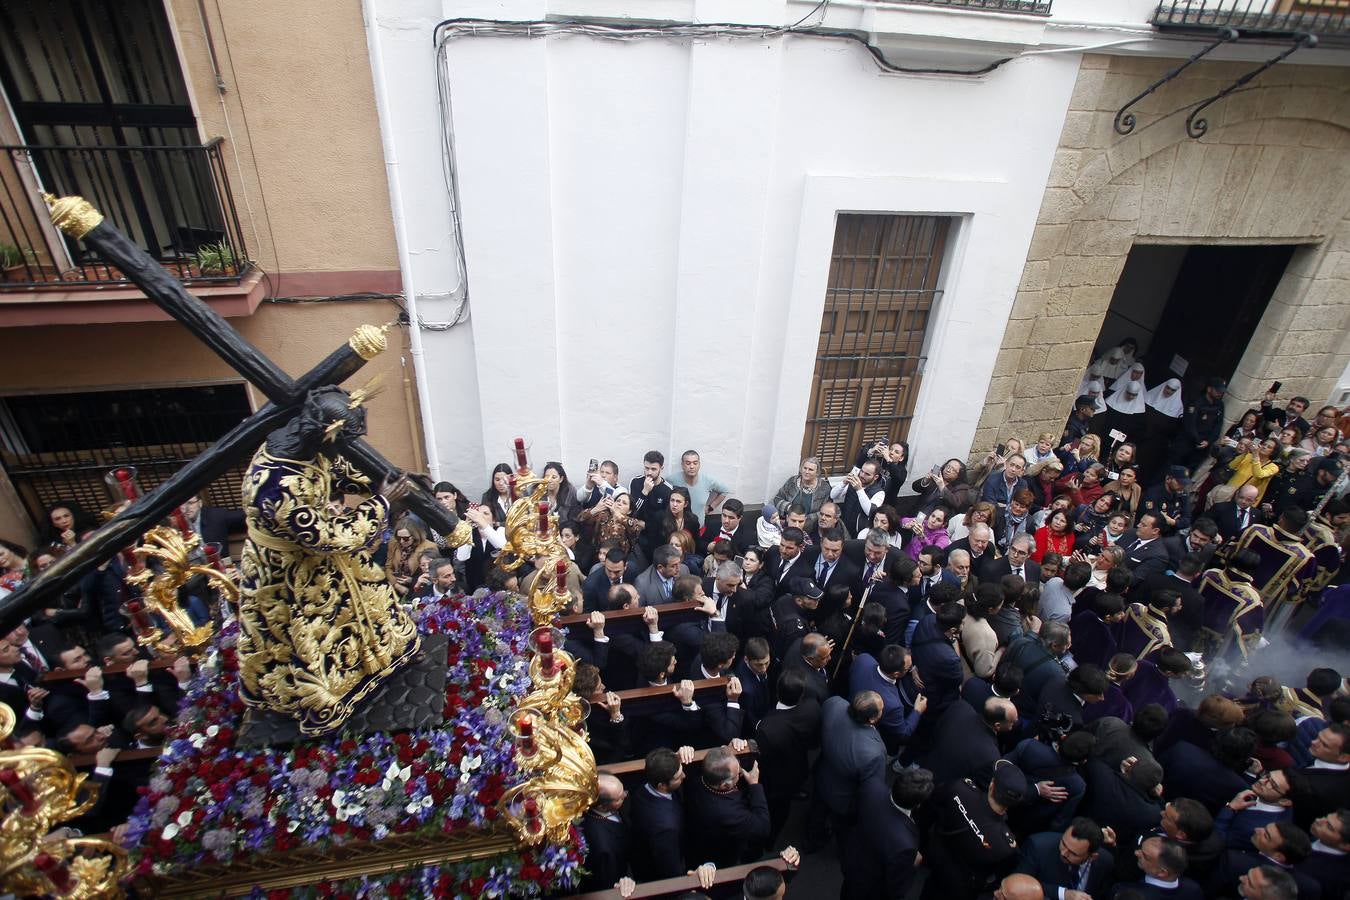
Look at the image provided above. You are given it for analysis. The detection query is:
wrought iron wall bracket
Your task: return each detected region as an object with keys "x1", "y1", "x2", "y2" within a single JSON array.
[
  {"x1": 1114, "y1": 28, "x2": 1239, "y2": 135},
  {"x1": 1186, "y1": 32, "x2": 1317, "y2": 138}
]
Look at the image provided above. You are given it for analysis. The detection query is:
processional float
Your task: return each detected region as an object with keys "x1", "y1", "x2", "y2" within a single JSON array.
[{"x1": 0, "y1": 196, "x2": 595, "y2": 897}]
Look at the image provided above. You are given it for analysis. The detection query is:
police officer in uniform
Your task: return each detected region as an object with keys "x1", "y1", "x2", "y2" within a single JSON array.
[
  {"x1": 923, "y1": 760, "x2": 1028, "y2": 900},
  {"x1": 1169, "y1": 377, "x2": 1225, "y2": 471},
  {"x1": 1139, "y1": 466, "x2": 1193, "y2": 535},
  {"x1": 1274, "y1": 455, "x2": 1344, "y2": 516}
]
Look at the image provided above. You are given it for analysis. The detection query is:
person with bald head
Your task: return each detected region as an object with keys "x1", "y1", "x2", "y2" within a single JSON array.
[
  {"x1": 1208, "y1": 483, "x2": 1262, "y2": 542},
  {"x1": 578, "y1": 773, "x2": 630, "y2": 892},
  {"x1": 995, "y1": 873, "x2": 1046, "y2": 900}
]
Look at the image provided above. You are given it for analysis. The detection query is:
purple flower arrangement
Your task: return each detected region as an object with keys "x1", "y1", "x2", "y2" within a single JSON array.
[{"x1": 126, "y1": 591, "x2": 585, "y2": 897}]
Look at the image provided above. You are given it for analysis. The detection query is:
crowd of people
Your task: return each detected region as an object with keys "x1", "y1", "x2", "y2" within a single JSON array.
[{"x1": 1, "y1": 341, "x2": 1349, "y2": 899}]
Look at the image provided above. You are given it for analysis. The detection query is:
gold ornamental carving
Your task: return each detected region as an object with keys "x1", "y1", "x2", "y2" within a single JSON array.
[
  {"x1": 495, "y1": 453, "x2": 599, "y2": 843},
  {"x1": 125, "y1": 526, "x2": 235, "y2": 655},
  {"x1": 0, "y1": 705, "x2": 130, "y2": 898},
  {"x1": 43, "y1": 194, "x2": 104, "y2": 239}
]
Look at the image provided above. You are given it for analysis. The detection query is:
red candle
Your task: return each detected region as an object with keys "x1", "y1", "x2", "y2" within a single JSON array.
[
  {"x1": 555, "y1": 559, "x2": 569, "y2": 591},
  {"x1": 0, "y1": 769, "x2": 37, "y2": 813},
  {"x1": 536, "y1": 631, "x2": 553, "y2": 655},
  {"x1": 514, "y1": 437, "x2": 528, "y2": 471},
  {"x1": 33, "y1": 852, "x2": 74, "y2": 893},
  {"x1": 125, "y1": 600, "x2": 153, "y2": 632},
  {"x1": 517, "y1": 714, "x2": 533, "y2": 738},
  {"x1": 523, "y1": 796, "x2": 539, "y2": 818},
  {"x1": 170, "y1": 507, "x2": 193, "y2": 538},
  {"x1": 113, "y1": 468, "x2": 137, "y2": 501},
  {"x1": 507, "y1": 475, "x2": 518, "y2": 501},
  {"x1": 537, "y1": 501, "x2": 550, "y2": 536},
  {"x1": 204, "y1": 544, "x2": 222, "y2": 571}
]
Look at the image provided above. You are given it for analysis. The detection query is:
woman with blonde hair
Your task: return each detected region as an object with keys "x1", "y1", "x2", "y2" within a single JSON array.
[
  {"x1": 1056, "y1": 433, "x2": 1101, "y2": 478},
  {"x1": 770, "y1": 457, "x2": 832, "y2": 530},
  {"x1": 948, "y1": 500, "x2": 997, "y2": 543}
]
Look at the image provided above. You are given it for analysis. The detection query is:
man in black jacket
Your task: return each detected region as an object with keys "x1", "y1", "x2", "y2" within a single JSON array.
[
  {"x1": 628, "y1": 747, "x2": 689, "y2": 881},
  {"x1": 922, "y1": 695, "x2": 1018, "y2": 791},
  {"x1": 684, "y1": 745, "x2": 770, "y2": 867},
  {"x1": 629, "y1": 450, "x2": 673, "y2": 561},
  {"x1": 578, "y1": 774, "x2": 630, "y2": 892},
  {"x1": 840, "y1": 767, "x2": 933, "y2": 900},
  {"x1": 754, "y1": 669, "x2": 821, "y2": 843},
  {"x1": 1015, "y1": 817, "x2": 1116, "y2": 900}
]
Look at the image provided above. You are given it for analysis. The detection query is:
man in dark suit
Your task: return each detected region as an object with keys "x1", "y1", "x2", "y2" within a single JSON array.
[
  {"x1": 909, "y1": 601, "x2": 966, "y2": 716},
  {"x1": 949, "y1": 522, "x2": 999, "y2": 578},
  {"x1": 840, "y1": 768, "x2": 933, "y2": 900},
  {"x1": 577, "y1": 774, "x2": 630, "y2": 892},
  {"x1": 1007, "y1": 730, "x2": 1094, "y2": 835},
  {"x1": 779, "y1": 631, "x2": 832, "y2": 704},
  {"x1": 846, "y1": 532, "x2": 902, "y2": 602},
  {"x1": 1120, "y1": 513, "x2": 1171, "y2": 583},
  {"x1": 763, "y1": 528, "x2": 812, "y2": 592},
  {"x1": 1117, "y1": 836, "x2": 1203, "y2": 900},
  {"x1": 1162, "y1": 518, "x2": 1219, "y2": 570},
  {"x1": 0, "y1": 638, "x2": 43, "y2": 725},
  {"x1": 1298, "y1": 810, "x2": 1350, "y2": 900},
  {"x1": 849, "y1": 645, "x2": 925, "y2": 754},
  {"x1": 754, "y1": 669, "x2": 821, "y2": 843},
  {"x1": 1081, "y1": 756, "x2": 1165, "y2": 855},
  {"x1": 815, "y1": 692, "x2": 887, "y2": 833},
  {"x1": 1209, "y1": 485, "x2": 1262, "y2": 542},
  {"x1": 1138, "y1": 554, "x2": 1205, "y2": 651},
  {"x1": 811, "y1": 528, "x2": 860, "y2": 596},
  {"x1": 1039, "y1": 664, "x2": 1110, "y2": 727},
  {"x1": 1205, "y1": 822, "x2": 1319, "y2": 900},
  {"x1": 705, "y1": 564, "x2": 765, "y2": 642},
  {"x1": 922, "y1": 695, "x2": 1018, "y2": 790},
  {"x1": 1016, "y1": 818, "x2": 1116, "y2": 900},
  {"x1": 980, "y1": 532, "x2": 1041, "y2": 585},
  {"x1": 731, "y1": 637, "x2": 773, "y2": 736},
  {"x1": 1158, "y1": 727, "x2": 1254, "y2": 815},
  {"x1": 582, "y1": 548, "x2": 632, "y2": 612},
  {"x1": 628, "y1": 748, "x2": 688, "y2": 881},
  {"x1": 683, "y1": 745, "x2": 770, "y2": 867},
  {"x1": 701, "y1": 499, "x2": 758, "y2": 555},
  {"x1": 181, "y1": 493, "x2": 245, "y2": 551}
]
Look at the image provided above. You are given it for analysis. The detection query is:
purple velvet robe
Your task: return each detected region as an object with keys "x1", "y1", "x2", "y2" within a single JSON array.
[{"x1": 1119, "y1": 659, "x2": 1180, "y2": 715}]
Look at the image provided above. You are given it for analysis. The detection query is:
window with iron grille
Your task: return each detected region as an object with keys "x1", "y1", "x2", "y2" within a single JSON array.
[
  {"x1": 0, "y1": 385, "x2": 252, "y2": 530},
  {"x1": 801, "y1": 213, "x2": 951, "y2": 476}
]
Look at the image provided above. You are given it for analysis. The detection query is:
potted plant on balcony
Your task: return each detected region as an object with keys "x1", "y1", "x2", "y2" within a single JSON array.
[
  {"x1": 192, "y1": 240, "x2": 236, "y2": 277},
  {"x1": 0, "y1": 242, "x2": 38, "y2": 281}
]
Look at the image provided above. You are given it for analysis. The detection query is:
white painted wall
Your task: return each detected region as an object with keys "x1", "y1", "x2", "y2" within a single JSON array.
[{"x1": 362, "y1": 0, "x2": 1157, "y2": 504}]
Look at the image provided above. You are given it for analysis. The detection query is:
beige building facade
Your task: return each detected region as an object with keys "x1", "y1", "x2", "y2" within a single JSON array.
[
  {"x1": 0, "y1": 0, "x2": 418, "y2": 545},
  {"x1": 976, "y1": 52, "x2": 1350, "y2": 456}
]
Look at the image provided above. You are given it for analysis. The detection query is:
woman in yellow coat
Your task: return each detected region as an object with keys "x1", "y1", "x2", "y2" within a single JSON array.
[{"x1": 1226, "y1": 436, "x2": 1283, "y2": 502}]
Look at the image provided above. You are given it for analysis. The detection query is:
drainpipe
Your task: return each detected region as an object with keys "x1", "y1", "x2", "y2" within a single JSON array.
[{"x1": 362, "y1": 0, "x2": 442, "y2": 480}]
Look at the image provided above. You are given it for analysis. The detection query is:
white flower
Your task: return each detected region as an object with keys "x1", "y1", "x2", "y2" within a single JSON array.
[
  {"x1": 385, "y1": 761, "x2": 402, "y2": 782},
  {"x1": 484, "y1": 667, "x2": 494, "y2": 680},
  {"x1": 463, "y1": 755, "x2": 481, "y2": 772},
  {"x1": 287, "y1": 820, "x2": 299, "y2": 833},
  {"x1": 332, "y1": 790, "x2": 346, "y2": 808},
  {"x1": 176, "y1": 810, "x2": 193, "y2": 827},
  {"x1": 162, "y1": 823, "x2": 180, "y2": 840},
  {"x1": 420, "y1": 795, "x2": 433, "y2": 809},
  {"x1": 405, "y1": 800, "x2": 420, "y2": 814},
  {"x1": 206, "y1": 725, "x2": 219, "y2": 737}
]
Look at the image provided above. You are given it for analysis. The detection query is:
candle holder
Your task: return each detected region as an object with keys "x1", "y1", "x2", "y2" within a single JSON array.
[
  {"x1": 103, "y1": 466, "x2": 142, "y2": 506},
  {"x1": 123, "y1": 526, "x2": 235, "y2": 656},
  {"x1": 509, "y1": 712, "x2": 538, "y2": 758},
  {"x1": 0, "y1": 705, "x2": 130, "y2": 898},
  {"x1": 510, "y1": 437, "x2": 533, "y2": 476}
]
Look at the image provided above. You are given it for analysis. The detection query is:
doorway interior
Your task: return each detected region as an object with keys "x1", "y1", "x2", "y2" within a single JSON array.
[{"x1": 1092, "y1": 242, "x2": 1298, "y2": 396}]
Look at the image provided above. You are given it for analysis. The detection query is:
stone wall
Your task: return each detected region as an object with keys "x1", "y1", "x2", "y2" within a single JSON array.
[{"x1": 974, "y1": 53, "x2": 1350, "y2": 456}]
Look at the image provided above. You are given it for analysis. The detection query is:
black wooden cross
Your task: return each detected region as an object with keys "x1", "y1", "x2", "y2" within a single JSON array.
[{"x1": 0, "y1": 197, "x2": 459, "y2": 632}]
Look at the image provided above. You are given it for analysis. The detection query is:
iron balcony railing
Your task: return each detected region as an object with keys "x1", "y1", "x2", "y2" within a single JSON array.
[
  {"x1": 0, "y1": 137, "x2": 251, "y2": 290},
  {"x1": 879, "y1": 0, "x2": 1053, "y2": 14},
  {"x1": 1154, "y1": 1, "x2": 1350, "y2": 36}
]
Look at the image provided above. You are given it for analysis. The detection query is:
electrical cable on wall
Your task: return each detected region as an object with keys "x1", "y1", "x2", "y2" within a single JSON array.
[{"x1": 426, "y1": 8, "x2": 1196, "y2": 335}]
